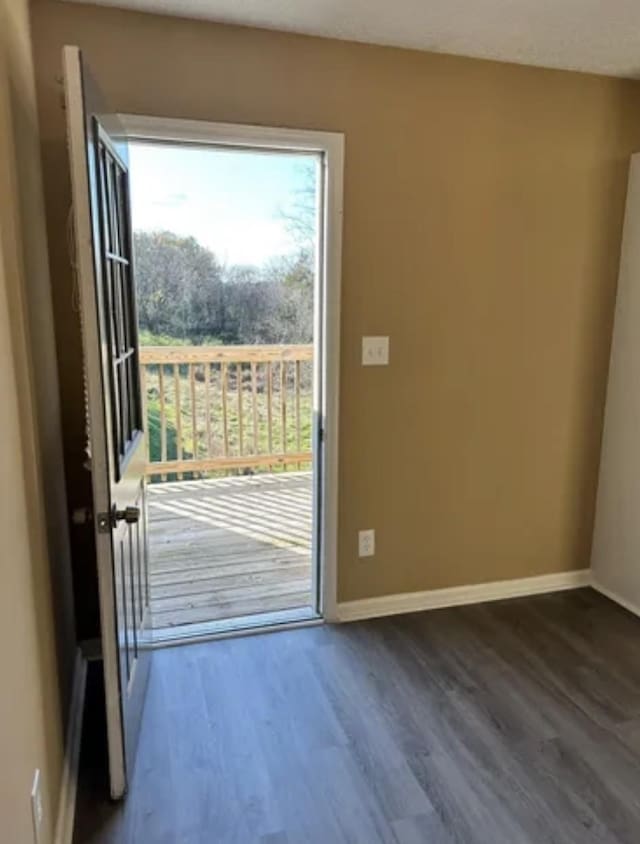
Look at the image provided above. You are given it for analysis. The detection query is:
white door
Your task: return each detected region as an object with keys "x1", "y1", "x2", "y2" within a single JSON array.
[{"x1": 64, "y1": 46, "x2": 151, "y2": 798}]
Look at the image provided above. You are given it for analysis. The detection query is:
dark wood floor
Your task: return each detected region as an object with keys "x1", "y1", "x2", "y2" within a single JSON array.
[{"x1": 74, "y1": 588, "x2": 640, "y2": 843}]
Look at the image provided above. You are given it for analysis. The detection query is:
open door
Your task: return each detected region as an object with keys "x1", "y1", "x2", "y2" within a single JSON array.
[{"x1": 64, "y1": 46, "x2": 151, "y2": 799}]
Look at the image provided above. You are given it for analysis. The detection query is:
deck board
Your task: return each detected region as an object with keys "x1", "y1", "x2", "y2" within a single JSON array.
[{"x1": 147, "y1": 472, "x2": 313, "y2": 629}]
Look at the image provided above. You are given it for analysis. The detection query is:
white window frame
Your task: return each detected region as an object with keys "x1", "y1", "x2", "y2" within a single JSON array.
[{"x1": 118, "y1": 114, "x2": 344, "y2": 622}]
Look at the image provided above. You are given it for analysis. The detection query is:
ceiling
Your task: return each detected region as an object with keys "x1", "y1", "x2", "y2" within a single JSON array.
[{"x1": 66, "y1": 0, "x2": 640, "y2": 79}]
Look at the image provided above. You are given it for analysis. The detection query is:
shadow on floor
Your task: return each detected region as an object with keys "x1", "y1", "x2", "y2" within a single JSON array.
[{"x1": 147, "y1": 472, "x2": 313, "y2": 629}]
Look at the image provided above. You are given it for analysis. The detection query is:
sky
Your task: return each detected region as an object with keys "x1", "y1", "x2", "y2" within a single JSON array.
[{"x1": 129, "y1": 142, "x2": 318, "y2": 268}]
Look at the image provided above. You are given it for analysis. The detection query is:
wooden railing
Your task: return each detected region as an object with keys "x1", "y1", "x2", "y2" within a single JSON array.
[{"x1": 139, "y1": 344, "x2": 313, "y2": 478}]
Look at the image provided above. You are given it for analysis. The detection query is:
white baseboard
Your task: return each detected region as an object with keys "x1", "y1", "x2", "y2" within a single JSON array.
[
  {"x1": 54, "y1": 648, "x2": 87, "y2": 844},
  {"x1": 590, "y1": 578, "x2": 640, "y2": 618},
  {"x1": 336, "y1": 569, "x2": 591, "y2": 622}
]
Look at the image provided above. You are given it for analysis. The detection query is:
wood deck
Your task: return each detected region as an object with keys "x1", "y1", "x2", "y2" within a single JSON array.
[{"x1": 147, "y1": 472, "x2": 313, "y2": 631}]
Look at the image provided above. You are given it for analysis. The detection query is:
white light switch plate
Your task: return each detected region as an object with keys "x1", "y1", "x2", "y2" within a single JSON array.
[
  {"x1": 362, "y1": 336, "x2": 389, "y2": 366},
  {"x1": 359, "y1": 529, "x2": 375, "y2": 557}
]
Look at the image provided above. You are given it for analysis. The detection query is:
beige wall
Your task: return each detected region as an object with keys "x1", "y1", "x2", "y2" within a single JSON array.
[
  {"x1": 0, "y1": 0, "x2": 74, "y2": 841},
  {"x1": 31, "y1": 0, "x2": 640, "y2": 605}
]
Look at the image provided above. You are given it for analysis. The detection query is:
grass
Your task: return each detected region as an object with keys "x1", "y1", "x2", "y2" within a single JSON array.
[{"x1": 138, "y1": 330, "x2": 223, "y2": 347}]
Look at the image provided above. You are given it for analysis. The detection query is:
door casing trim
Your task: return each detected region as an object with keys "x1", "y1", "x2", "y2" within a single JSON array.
[{"x1": 118, "y1": 114, "x2": 344, "y2": 622}]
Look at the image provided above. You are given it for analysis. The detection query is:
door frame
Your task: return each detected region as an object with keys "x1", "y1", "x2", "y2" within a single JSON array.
[{"x1": 118, "y1": 114, "x2": 344, "y2": 622}]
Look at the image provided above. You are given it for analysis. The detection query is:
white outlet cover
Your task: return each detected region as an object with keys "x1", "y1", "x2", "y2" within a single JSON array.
[{"x1": 362, "y1": 336, "x2": 389, "y2": 366}]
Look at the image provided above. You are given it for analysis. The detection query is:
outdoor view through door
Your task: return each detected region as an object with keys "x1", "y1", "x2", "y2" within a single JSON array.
[{"x1": 129, "y1": 140, "x2": 321, "y2": 638}]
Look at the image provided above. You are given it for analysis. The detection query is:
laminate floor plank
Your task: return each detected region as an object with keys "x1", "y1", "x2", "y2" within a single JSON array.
[
  {"x1": 74, "y1": 589, "x2": 640, "y2": 844},
  {"x1": 391, "y1": 812, "x2": 454, "y2": 844}
]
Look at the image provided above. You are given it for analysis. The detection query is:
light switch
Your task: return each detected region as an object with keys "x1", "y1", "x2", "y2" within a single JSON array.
[{"x1": 362, "y1": 336, "x2": 389, "y2": 366}]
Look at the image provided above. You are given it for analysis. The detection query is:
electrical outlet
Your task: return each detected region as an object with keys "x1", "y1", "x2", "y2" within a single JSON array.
[
  {"x1": 362, "y1": 336, "x2": 389, "y2": 366},
  {"x1": 31, "y1": 769, "x2": 43, "y2": 844},
  {"x1": 359, "y1": 529, "x2": 375, "y2": 558}
]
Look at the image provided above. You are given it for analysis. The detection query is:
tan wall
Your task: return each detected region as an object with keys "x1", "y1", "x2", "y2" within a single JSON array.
[
  {"x1": 0, "y1": 0, "x2": 74, "y2": 841},
  {"x1": 31, "y1": 0, "x2": 640, "y2": 604}
]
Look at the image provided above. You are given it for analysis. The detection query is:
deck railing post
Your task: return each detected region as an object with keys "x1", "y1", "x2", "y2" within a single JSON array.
[
  {"x1": 173, "y1": 362, "x2": 183, "y2": 480},
  {"x1": 251, "y1": 361, "x2": 258, "y2": 455},
  {"x1": 205, "y1": 363, "x2": 212, "y2": 458}
]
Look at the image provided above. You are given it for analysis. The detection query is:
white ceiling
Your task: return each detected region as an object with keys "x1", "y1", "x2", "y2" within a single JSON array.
[{"x1": 67, "y1": 0, "x2": 640, "y2": 79}]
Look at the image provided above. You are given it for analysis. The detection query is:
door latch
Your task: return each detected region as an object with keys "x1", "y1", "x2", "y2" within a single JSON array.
[{"x1": 97, "y1": 505, "x2": 141, "y2": 533}]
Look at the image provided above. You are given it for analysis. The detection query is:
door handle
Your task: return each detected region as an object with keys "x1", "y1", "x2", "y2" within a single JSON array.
[{"x1": 113, "y1": 505, "x2": 140, "y2": 525}]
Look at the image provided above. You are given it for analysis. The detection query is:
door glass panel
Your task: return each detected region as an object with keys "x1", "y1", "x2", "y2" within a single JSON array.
[{"x1": 95, "y1": 123, "x2": 143, "y2": 475}]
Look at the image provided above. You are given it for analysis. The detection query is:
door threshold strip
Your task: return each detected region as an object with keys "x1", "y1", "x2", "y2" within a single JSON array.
[{"x1": 150, "y1": 606, "x2": 322, "y2": 648}]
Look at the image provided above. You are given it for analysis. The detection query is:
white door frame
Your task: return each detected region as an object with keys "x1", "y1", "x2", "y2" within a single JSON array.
[{"x1": 118, "y1": 114, "x2": 344, "y2": 622}]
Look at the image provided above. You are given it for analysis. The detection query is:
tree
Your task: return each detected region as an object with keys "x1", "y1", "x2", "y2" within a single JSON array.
[
  {"x1": 134, "y1": 231, "x2": 224, "y2": 341},
  {"x1": 278, "y1": 159, "x2": 318, "y2": 253},
  {"x1": 133, "y1": 226, "x2": 315, "y2": 347},
  {"x1": 261, "y1": 252, "x2": 314, "y2": 343}
]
